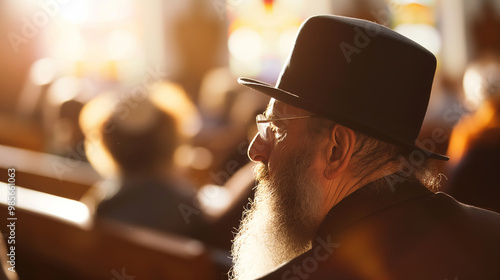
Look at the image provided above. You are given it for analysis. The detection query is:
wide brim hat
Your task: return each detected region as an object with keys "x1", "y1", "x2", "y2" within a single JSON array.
[{"x1": 238, "y1": 15, "x2": 448, "y2": 161}]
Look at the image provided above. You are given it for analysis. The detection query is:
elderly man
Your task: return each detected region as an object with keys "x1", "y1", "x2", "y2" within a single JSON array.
[{"x1": 230, "y1": 15, "x2": 500, "y2": 280}]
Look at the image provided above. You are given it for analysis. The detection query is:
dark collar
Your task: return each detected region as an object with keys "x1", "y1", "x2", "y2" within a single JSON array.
[{"x1": 314, "y1": 173, "x2": 433, "y2": 243}]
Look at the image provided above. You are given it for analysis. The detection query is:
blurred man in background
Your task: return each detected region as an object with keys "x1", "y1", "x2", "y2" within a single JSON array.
[
  {"x1": 80, "y1": 83, "x2": 207, "y2": 240},
  {"x1": 446, "y1": 54, "x2": 500, "y2": 213}
]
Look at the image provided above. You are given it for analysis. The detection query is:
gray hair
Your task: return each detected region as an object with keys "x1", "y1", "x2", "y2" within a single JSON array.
[{"x1": 306, "y1": 118, "x2": 441, "y2": 190}]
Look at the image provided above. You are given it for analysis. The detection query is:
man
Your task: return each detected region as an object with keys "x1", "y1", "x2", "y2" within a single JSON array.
[
  {"x1": 230, "y1": 15, "x2": 500, "y2": 280},
  {"x1": 80, "y1": 86, "x2": 207, "y2": 240}
]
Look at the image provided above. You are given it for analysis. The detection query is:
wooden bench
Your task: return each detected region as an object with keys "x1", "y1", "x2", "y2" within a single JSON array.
[
  {"x1": 0, "y1": 183, "x2": 222, "y2": 280},
  {"x1": 0, "y1": 112, "x2": 44, "y2": 152},
  {"x1": 0, "y1": 145, "x2": 101, "y2": 200}
]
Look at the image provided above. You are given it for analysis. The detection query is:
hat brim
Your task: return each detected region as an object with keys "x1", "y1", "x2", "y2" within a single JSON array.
[{"x1": 238, "y1": 77, "x2": 449, "y2": 161}]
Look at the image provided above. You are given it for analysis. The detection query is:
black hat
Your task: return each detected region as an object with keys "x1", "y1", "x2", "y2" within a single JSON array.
[{"x1": 238, "y1": 15, "x2": 448, "y2": 161}]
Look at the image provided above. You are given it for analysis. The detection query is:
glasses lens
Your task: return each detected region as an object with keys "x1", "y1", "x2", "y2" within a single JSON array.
[{"x1": 256, "y1": 114, "x2": 269, "y2": 141}]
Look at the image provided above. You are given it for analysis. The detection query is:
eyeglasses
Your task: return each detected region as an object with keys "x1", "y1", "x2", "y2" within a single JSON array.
[{"x1": 256, "y1": 114, "x2": 318, "y2": 141}]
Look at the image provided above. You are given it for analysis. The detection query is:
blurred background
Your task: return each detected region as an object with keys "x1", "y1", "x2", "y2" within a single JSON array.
[{"x1": 0, "y1": 0, "x2": 499, "y2": 279}]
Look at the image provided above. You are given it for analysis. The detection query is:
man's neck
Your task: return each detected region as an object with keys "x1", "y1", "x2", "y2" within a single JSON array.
[{"x1": 322, "y1": 166, "x2": 400, "y2": 217}]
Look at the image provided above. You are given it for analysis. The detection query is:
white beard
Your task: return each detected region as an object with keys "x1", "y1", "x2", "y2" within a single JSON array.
[{"x1": 230, "y1": 148, "x2": 324, "y2": 280}]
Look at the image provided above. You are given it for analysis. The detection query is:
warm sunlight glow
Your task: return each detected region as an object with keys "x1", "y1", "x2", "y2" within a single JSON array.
[
  {"x1": 47, "y1": 76, "x2": 81, "y2": 105},
  {"x1": 59, "y1": 1, "x2": 90, "y2": 24},
  {"x1": 395, "y1": 24, "x2": 441, "y2": 55},
  {"x1": 463, "y1": 67, "x2": 485, "y2": 110},
  {"x1": 30, "y1": 58, "x2": 56, "y2": 85},
  {"x1": 79, "y1": 92, "x2": 119, "y2": 177},
  {"x1": 197, "y1": 184, "x2": 231, "y2": 216},
  {"x1": 0, "y1": 183, "x2": 90, "y2": 226},
  {"x1": 229, "y1": 27, "x2": 263, "y2": 61},
  {"x1": 173, "y1": 145, "x2": 213, "y2": 170},
  {"x1": 107, "y1": 29, "x2": 138, "y2": 60},
  {"x1": 150, "y1": 82, "x2": 202, "y2": 137}
]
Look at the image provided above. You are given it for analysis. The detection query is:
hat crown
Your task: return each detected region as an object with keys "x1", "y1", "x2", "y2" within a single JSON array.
[{"x1": 277, "y1": 15, "x2": 436, "y2": 147}]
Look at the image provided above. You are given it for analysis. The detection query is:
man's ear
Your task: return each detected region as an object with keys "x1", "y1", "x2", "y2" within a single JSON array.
[{"x1": 324, "y1": 124, "x2": 356, "y2": 180}]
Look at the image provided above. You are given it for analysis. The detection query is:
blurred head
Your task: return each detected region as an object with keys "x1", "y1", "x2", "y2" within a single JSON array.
[
  {"x1": 80, "y1": 81, "x2": 201, "y2": 178},
  {"x1": 101, "y1": 98, "x2": 179, "y2": 176},
  {"x1": 47, "y1": 99, "x2": 86, "y2": 157}
]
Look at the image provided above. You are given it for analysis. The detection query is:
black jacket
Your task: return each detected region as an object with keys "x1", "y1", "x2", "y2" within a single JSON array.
[{"x1": 258, "y1": 175, "x2": 500, "y2": 280}]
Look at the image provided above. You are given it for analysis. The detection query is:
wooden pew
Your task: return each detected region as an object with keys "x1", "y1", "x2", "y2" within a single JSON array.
[
  {"x1": 0, "y1": 183, "x2": 220, "y2": 280},
  {"x1": 0, "y1": 112, "x2": 44, "y2": 152},
  {"x1": 0, "y1": 144, "x2": 101, "y2": 200}
]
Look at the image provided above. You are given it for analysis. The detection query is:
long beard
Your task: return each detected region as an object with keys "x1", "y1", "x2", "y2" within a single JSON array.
[{"x1": 230, "y1": 148, "x2": 324, "y2": 280}]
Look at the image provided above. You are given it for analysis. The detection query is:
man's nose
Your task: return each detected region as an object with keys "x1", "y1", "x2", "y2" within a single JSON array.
[{"x1": 248, "y1": 133, "x2": 271, "y2": 164}]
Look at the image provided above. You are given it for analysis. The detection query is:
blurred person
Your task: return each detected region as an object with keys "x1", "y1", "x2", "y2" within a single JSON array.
[
  {"x1": 80, "y1": 82, "x2": 207, "y2": 240},
  {"x1": 446, "y1": 54, "x2": 500, "y2": 213},
  {"x1": 45, "y1": 99, "x2": 86, "y2": 159},
  {"x1": 470, "y1": 1, "x2": 500, "y2": 59},
  {"x1": 171, "y1": 0, "x2": 226, "y2": 101},
  {"x1": 230, "y1": 15, "x2": 500, "y2": 280},
  {"x1": 43, "y1": 75, "x2": 98, "y2": 160}
]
